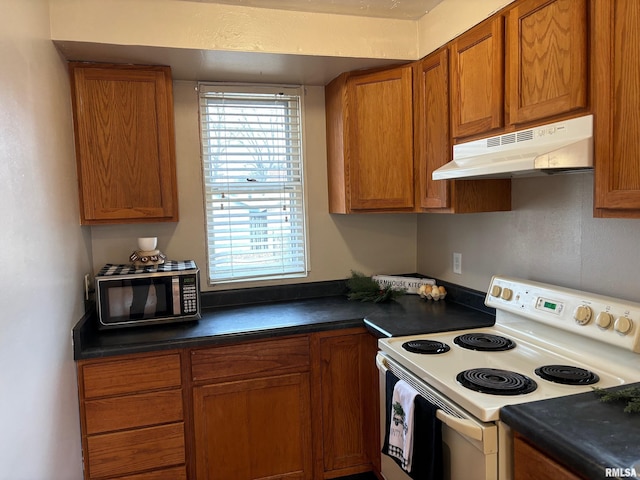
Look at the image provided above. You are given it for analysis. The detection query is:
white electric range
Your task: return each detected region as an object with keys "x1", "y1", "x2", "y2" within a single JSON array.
[{"x1": 376, "y1": 275, "x2": 640, "y2": 480}]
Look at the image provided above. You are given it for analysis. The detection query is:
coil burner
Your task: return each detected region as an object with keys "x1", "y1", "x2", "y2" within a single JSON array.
[
  {"x1": 535, "y1": 365, "x2": 599, "y2": 385},
  {"x1": 454, "y1": 333, "x2": 516, "y2": 352},
  {"x1": 457, "y1": 368, "x2": 537, "y2": 396},
  {"x1": 402, "y1": 339, "x2": 451, "y2": 355}
]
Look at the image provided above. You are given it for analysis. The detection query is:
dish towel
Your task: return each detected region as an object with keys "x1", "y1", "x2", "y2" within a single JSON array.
[
  {"x1": 387, "y1": 379, "x2": 419, "y2": 471},
  {"x1": 383, "y1": 370, "x2": 444, "y2": 480}
]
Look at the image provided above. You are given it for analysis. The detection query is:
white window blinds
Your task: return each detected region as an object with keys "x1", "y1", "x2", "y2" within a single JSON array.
[{"x1": 198, "y1": 84, "x2": 308, "y2": 283}]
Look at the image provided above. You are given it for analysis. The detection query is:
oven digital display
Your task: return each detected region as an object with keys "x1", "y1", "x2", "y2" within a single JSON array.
[{"x1": 537, "y1": 297, "x2": 563, "y2": 314}]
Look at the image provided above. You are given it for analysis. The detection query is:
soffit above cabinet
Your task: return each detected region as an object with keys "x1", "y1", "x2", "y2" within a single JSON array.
[
  {"x1": 53, "y1": 41, "x2": 404, "y2": 86},
  {"x1": 185, "y1": 0, "x2": 444, "y2": 20}
]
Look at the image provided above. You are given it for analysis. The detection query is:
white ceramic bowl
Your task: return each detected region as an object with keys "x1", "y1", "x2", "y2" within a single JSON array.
[{"x1": 137, "y1": 237, "x2": 157, "y2": 251}]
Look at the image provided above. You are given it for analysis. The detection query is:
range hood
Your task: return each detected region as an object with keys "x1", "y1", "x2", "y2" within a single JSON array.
[{"x1": 432, "y1": 114, "x2": 593, "y2": 180}]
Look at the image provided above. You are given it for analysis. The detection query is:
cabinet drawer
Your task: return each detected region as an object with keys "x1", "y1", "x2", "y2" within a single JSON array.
[
  {"x1": 191, "y1": 336, "x2": 310, "y2": 382},
  {"x1": 85, "y1": 389, "x2": 183, "y2": 435},
  {"x1": 87, "y1": 423, "x2": 185, "y2": 479},
  {"x1": 81, "y1": 353, "x2": 181, "y2": 399},
  {"x1": 104, "y1": 465, "x2": 187, "y2": 480}
]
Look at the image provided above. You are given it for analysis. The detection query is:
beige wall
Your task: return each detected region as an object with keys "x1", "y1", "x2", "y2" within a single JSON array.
[
  {"x1": 0, "y1": 0, "x2": 90, "y2": 477},
  {"x1": 89, "y1": 82, "x2": 418, "y2": 290},
  {"x1": 417, "y1": 173, "x2": 640, "y2": 303},
  {"x1": 49, "y1": 0, "x2": 418, "y2": 60}
]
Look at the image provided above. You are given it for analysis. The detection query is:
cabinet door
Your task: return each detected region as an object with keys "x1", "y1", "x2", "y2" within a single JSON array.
[
  {"x1": 193, "y1": 373, "x2": 313, "y2": 480},
  {"x1": 450, "y1": 16, "x2": 505, "y2": 139},
  {"x1": 69, "y1": 64, "x2": 179, "y2": 224},
  {"x1": 594, "y1": 0, "x2": 640, "y2": 217},
  {"x1": 348, "y1": 66, "x2": 414, "y2": 211},
  {"x1": 508, "y1": 0, "x2": 588, "y2": 125},
  {"x1": 513, "y1": 435, "x2": 581, "y2": 480},
  {"x1": 313, "y1": 330, "x2": 379, "y2": 477},
  {"x1": 414, "y1": 50, "x2": 450, "y2": 209}
]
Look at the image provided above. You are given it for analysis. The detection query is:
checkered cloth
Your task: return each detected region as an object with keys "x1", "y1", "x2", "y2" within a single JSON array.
[{"x1": 97, "y1": 260, "x2": 197, "y2": 276}]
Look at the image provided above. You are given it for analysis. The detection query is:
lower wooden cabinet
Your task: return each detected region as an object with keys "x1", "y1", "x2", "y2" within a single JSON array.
[
  {"x1": 76, "y1": 330, "x2": 380, "y2": 480},
  {"x1": 311, "y1": 329, "x2": 380, "y2": 478},
  {"x1": 513, "y1": 434, "x2": 582, "y2": 480},
  {"x1": 77, "y1": 351, "x2": 187, "y2": 480},
  {"x1": 193, "y1": 373, "x2": 313, "y2": 479}
]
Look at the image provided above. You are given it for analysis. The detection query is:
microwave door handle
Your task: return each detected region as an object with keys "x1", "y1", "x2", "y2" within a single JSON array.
[{"x1": 435, "y1": 410, "x2": 483, "y2": 442}]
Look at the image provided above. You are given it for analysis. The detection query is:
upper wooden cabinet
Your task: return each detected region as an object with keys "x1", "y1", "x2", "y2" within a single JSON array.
[
  {"x1": 593, "y1": 0, "x2": 640, "y2": 218},
  {"x1": 69, "y1": 63, "x2": 179, "y2": 225},
  {"x1": 450, "y1": 16, "x2": 505, "y2": 139},
  {"x1": 507, "y1": 0, "x2": 588, "y2": 125},
  {"x1": 414, "y1": 50, "x2": 450, "y2": 210},
  {"x1": 414, "y1": 49, "x2": 512, "y2": 213},
  {"x1": 450, "y1": 0, "x2": 589, "y2": 140},
  {"x1": 326, "y1": 65, "x2": 415, "y2": 213}
]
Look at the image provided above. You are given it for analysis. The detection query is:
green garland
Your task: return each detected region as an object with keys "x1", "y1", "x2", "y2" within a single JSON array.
[
  {"x1": 593, "y1": 386, "x2": 640, "y2": 413},
  {"x1": 346, "y1": 271, "x2": 406, "y2": 303}
]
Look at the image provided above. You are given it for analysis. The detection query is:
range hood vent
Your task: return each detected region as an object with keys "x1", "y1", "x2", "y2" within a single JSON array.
[{"x1": 432, "y1": 115, "x2": 593, "y2": 180}]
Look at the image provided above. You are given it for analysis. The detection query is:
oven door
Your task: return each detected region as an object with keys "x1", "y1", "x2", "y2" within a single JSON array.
[{"x1": 377, "y1": 353, "x2": 498, "y2": 480}]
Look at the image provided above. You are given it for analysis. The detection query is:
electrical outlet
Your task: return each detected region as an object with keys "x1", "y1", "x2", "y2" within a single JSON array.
[{"x1": 453, "y1": 252, "x2": 462, "y2": 274}]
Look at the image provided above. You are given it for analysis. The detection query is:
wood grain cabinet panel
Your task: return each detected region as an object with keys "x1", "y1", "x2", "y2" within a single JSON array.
[
  {"x1": 69, "y1": 63, "x2": 179, "y2": 224},
  {"x1": 450, "y1": 16, "x2": 505, "y2": 139},
  {"x1": 81, "y1": 353, "x2": 182, "y2": 398},
  {"x1": 77, "y1": 351, "x2": 186, "y2": 480},
  {"x1": 507, "y1": 0, "x2": 588, "y2": 125},
  {"x1": 191, "y1": 335, "x2": 310, "y2": 383},
  {"x1": 326, "y1": 65, "x2": 415, "y2": 213},
  {"x1": 311, "y1": 329, "x2": 380, "y2": 478},
  {"x1": 86, "y1": 423, "x2": 186, "y2": 479},
  {"x1": 593, "y1": 0, "x2": 640, "y2": 217},
  {"x1": 414, "y1": 49, "x2": 511, "y2": 213},
  {"x1": 84, "y1": 389, "x2": 183, "y2": 435},
  {"x1": 107, "y1": 466, "x2": 187, "y2": 480},
  {"x1": 193, "y1": 373, "x2": 313, "y2": 480},
  {"x1": 513, "y1": 434, "x2": 582, "y2": 480}
]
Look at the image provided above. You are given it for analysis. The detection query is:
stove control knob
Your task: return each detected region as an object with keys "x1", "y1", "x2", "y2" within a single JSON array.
[
  {"x1": 596, "y1": 312, "x2": 613, "y2": 330},
  {"x1": 573, "y1": 305, "x2": 592, "y2": 325},
  {"x1": 614, "y1": 316, "x2": 633, "y2": 335},
  {"x1": 501, "y1": 288, "x2": 513, "y2": 301},
  {"x1": 490, "y1": 285, "x2": 502, "y2": 297}
]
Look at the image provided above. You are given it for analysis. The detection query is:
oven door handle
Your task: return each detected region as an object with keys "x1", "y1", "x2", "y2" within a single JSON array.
[{"x1": 435, "y1": 410, "x2": 483, "y2": 442}]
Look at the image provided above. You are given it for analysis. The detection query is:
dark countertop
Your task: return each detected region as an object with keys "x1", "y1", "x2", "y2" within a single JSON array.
[
  {"x1": 501, "y1": 385, "x2": 640, "y2": 480},
  {"x1": 73, "y1": 278, "x2": 495, "y2": 360}
]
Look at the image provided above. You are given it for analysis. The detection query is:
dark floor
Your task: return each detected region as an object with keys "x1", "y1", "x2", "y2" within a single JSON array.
[{"x1": 336, "y1": 473, "x2": 378, "y2": 480}]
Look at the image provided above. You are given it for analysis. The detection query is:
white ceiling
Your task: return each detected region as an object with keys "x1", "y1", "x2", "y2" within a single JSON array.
[{"x1": 185, "y1": 0, "x2": 443, "y2": 20}]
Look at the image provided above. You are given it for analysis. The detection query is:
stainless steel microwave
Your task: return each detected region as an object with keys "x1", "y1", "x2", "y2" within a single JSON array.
[{"x1": 95, "y1": 261, "x2": 201, "y2": 329}]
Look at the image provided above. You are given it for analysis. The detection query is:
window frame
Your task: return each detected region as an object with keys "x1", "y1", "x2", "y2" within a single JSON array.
[{"x1": 198, "y1": 83, "x2": 310, "y2": 285}]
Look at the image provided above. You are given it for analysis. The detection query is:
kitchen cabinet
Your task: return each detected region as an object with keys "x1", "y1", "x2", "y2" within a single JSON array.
[
  {"x1": 513, "y1": 434, "x2": 582, "y2": 480},
  {"x1": 76, "y1": 351, "x2": 187, "y2": 480},
  {"x1": 450, "y1": 0, "x2": 589, "y2": 140},
  {"x1": 414, "y1": 48, "x2": 511, "y2": 213},
  {"x1": 310, "y1": 328, "x2": 380, "y2": 478},
  {"x1": 507, "y1": 0, "x2": 588, "y2": 125},
  {"x1": 450, "y1": 16, "x2": 505, "y2": 139},
  {"x1": 76, "y1": 330, "x2": 380, "y2": 479},
  {"x1": 326, "y1": 65, "x2": 415, "y2": 213},
  {"x1": 69, "y1": 63, "x2": 179, "y2": 225},
  {"x1": 190, "y1": 336, "x2": 313, "y2": 479},
  {"x1": 593, "y1": 0, "x2": 640, "y2": 218}
]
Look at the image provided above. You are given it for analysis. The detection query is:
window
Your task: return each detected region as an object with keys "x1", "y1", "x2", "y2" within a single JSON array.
[{"x1": 198, "y1": 84, "x2": 308, "y2": 283}]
